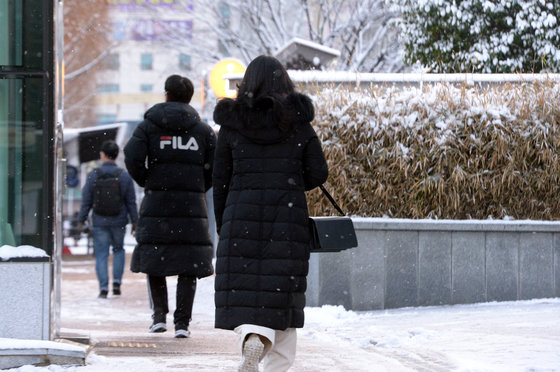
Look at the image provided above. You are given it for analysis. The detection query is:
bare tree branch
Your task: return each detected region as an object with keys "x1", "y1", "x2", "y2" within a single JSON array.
[
  {"x1": 196, "y1": 0, "x2": 403, "y2": 72},
  {"x1": 65, "y1": 42, "x2": 119, "y2": 81}
]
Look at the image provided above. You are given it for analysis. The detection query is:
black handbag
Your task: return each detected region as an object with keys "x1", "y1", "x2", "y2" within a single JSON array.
[{"x1": 309, "y1": 185, "x2": 358, "y2": 252}]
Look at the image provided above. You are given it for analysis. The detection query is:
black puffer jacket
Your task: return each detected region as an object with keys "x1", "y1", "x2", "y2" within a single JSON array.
[
  {"x1": 213, "y1": 93, "x2": 328, "y2": 330},
  {"x1": 124, "y1": 101, "x2": 216, "y2": 278}
]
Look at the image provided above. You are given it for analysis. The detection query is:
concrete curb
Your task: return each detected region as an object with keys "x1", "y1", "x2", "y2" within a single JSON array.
[{"x1": 0, "y1": 338, "x2": 86, "y2": 369}]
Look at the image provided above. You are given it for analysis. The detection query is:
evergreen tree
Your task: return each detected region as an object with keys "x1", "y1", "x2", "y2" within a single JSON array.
[{"x1": 396, "y1": 0, "x2": 560, "y2": 73}]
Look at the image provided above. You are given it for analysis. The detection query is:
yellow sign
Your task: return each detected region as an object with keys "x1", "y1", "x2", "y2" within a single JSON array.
[{"x1": 209, "y1": 59, "x2": 245, "y2": 98}]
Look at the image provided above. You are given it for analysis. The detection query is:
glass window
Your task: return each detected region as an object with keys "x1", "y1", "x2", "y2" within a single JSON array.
[
  {"x1": 218, "y1": 2, "x2": 230, "y2": 24},
  {"x1": 140, "y1": 53, "x2": 153, "y2": 70},
  {"x1": 0, "y1": 0, "x2": 53, "y2": 252},
  {"x1": 217, "y1": 2, "x2": 230, "y2": 56},
  {"x1": 140, "y1": 84, "x2": 153, "y2": 92},
  {"x1": 112, "y1": 19, "x2": 126, "y2": 41},
  {"x1": 0, "y1": 77, "x2": 46, "y2": 247},
  {"x1": 179, "y1": 54, "x2": 191, "y2": 70},
  {"x1": 0, "y1": 1, "x2": 21, "y2": 66},
  {"x1": 103, "y1": 53, "x2": 120, "y2": 70},
  {"x1": 0, "y1": 0, "x2": 45, "y2": 69},
  {"x1": 97, "y1": 84, "x2": 120, "y2": 93},
  {"x1": 97, "y1": 114, "x2": 117, "y2": 123}
]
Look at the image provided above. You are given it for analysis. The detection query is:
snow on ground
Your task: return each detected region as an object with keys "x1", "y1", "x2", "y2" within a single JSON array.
[
  {"x1": 302, "y1": 300, "x2": 560, "y2": 371},
  {"x1": 5, "y1": 234, "x2": 560, "y2": 371}
]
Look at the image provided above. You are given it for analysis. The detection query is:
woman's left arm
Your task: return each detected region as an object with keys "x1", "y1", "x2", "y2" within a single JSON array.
[
  {"x1": 212, "y1": 127, "x2": 233, "y2": 233},
  {"x1": 302, "y1": 125, "x2": 329, "y2": 190}
]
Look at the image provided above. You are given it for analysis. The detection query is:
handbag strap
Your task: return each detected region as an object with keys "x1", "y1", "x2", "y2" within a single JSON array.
[{"x1": 319, "y1": 184, "x2": 346, "y2": 216}]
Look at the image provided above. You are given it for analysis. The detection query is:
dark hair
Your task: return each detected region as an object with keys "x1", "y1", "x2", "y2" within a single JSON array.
[
  {"x1": 165, "y1": 74, "x2": 194, "y2": 103},
  {"x1": 101, "y1": 140, "x2": 119, "y2": 160},
  {"x1": 237, "y1": 55, "x2": 294, "y2": 106},
  {"x1": 235, "y1": 55, "x2": 296, "y2": 132}
]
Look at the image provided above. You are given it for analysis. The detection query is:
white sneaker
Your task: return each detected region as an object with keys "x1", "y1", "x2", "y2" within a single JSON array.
[
  {"x1": 175, "y1": 329, "x2": 191, "y2": 338},
  {"x1": 238, "y1": 334, "x2": 264, "y2": 372}
]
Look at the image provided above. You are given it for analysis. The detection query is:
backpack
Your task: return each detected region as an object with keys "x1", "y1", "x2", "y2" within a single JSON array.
[{"x1": 92, "y1": 168, "x2": 123, "y2": 216}]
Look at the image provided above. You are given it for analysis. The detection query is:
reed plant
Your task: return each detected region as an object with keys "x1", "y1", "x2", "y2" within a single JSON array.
[{"x1": 307, "y1": 80, "x2": 560, "y2": 220}]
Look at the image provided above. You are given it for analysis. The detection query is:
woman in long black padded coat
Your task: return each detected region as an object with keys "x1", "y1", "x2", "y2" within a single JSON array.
[
  {"x1": 213, "y1": 56, "x2": 328, "y2": 372},
  {"x1": 124, "y1": 75, "x2": 216, "y2": 338}
]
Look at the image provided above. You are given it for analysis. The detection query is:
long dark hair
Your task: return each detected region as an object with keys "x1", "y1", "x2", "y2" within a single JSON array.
[
  {"x1": 236, "y1": 55, "x2": 296, "y2": 132},
  {"x1": 237, "y1": 55, "x2": 294, "y2": 102}
]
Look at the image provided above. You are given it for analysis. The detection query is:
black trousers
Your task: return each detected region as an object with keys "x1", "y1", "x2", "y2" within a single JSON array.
[{"x1": 147, "y1": 274, "x2": 196, "y2": 328}]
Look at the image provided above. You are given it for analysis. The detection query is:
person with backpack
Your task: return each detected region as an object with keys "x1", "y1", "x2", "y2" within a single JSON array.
[
  {"x1": 77, "y1": 140, "x2": 139, "y2": 299},
  {"x1": 123, "y1": 74, "x2": 216, "y2": 338}
]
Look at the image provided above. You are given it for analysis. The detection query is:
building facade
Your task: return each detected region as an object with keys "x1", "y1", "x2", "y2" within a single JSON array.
[{"x1": 95, "y1": 0, "x2": 222, "y2": 125}]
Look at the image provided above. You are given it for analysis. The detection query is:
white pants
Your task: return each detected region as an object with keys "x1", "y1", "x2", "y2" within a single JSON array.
[{"x1": 235, "y1": 324, "x2": 297, "y2": 372}]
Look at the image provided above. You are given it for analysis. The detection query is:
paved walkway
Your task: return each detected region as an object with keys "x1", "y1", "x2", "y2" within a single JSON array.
[
  {"x1": 54, "y1": 251, "x2": 560, "y2": 371},
  {"x1": 59, "y1": 253, "x2": 384, "y2": 372}
]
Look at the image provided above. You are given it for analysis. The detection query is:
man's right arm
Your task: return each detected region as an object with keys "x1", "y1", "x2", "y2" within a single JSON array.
[{"x1": 77, "y1": 170, "x2": 96, "y2": 224}]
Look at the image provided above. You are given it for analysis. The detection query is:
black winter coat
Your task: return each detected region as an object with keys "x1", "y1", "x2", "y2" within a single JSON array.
[
  {"x1": 212, "y1": 93, "x2": 328, "y2": 330},
  {"x1": 124, "y1": 101, "x2": 216, "y2": 278}
]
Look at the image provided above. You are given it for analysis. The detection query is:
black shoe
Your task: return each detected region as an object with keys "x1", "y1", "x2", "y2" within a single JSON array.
[
  {"x1": 149, "y1": 322, "x2": 167, "y2": 333},
  {"x1": 175, "y1": 328, "x2": 191, "y2": 338},
  {"x1": 149, "y1": 313, "x2": 167, "y2": 333},
  {"x1": 98, "y1": 290, "x2": 108, "y2": 299},
  {"x1": 113, "y1": 282, "x2": 121, "y2": 296},
  {"x1": 174, "y1": 322, "x2": 190, "y2": 338}
]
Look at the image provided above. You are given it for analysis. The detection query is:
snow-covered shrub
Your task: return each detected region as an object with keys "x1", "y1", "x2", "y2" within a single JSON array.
[
  {"x1": 308, "y1": 80, "x2": 560, "y2": 219},
  {"x1": 394, "y1": 0, "x2": 560, "y2": 73}
]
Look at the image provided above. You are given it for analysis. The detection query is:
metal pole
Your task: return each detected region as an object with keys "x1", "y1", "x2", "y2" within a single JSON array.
[{"x1": 51, "y1": 0, "x2": 65, "y2": 340}]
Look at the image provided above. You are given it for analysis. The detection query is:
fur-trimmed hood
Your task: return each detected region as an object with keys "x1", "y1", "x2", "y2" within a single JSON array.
[{"x1": 213, "y1": 92, "x2": 314, "y2": 144}]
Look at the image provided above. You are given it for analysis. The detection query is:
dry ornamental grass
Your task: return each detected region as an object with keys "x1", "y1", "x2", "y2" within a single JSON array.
[{"x1": 306, "y1": 80, "x2": 560, "y2": 220}]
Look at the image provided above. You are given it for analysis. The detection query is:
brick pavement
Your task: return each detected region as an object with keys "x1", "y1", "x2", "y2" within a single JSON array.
[{"x1": 59, "y1": 253, "x2": 383, "y2": 372}]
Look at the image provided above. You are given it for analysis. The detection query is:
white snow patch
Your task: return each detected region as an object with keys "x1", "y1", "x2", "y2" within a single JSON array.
[{"x1": 0, "y1": 245, "x2": 48, "y2": 260}]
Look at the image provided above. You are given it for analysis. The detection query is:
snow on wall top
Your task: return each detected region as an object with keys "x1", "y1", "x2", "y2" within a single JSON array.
[{"x1": 0, "y1": 245, "x2": 49, "y2": 261}]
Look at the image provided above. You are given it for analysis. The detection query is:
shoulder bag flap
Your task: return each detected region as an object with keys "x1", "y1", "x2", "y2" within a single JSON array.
[{"x1": 309, "y1": 216, "x2": 358, "y2": 252}]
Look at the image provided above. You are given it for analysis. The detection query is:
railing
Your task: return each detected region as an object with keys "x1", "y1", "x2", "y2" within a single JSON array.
[{"x1": 224, "y1": 71, "x2": 560, "y2": 90}]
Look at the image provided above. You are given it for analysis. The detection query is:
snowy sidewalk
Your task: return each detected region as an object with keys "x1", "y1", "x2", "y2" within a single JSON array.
[{"x1": 35, "y1": 252, "x2": 560, "y2": 371}]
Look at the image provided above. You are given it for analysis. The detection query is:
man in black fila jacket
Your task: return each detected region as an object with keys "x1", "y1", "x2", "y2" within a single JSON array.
[{"x1": 124, "y1": 75, "x2": 216, "y2": 338}]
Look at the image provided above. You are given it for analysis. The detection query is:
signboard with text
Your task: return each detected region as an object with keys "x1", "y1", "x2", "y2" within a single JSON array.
[
  {"x1": 107, "y1": 0, "x2": 193, "y2": 11},
  {"x1": 112, "y1": 19, "x2": 193, "y2": 41}
]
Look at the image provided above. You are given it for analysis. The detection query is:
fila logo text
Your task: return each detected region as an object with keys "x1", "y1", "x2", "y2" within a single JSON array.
[{"x1": 160, "y1": 136, "x2": 199, "y2": 151}]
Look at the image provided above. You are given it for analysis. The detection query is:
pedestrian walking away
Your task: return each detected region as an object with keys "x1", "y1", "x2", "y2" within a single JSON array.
[
  {"x1": 77, "y1": 140, "x2": 139, "y2": 299},
  {"x1": 212, "y1": 55, "x2": 329, "y2": 371},
  {"x1": 124, "y1": 74, "x2": 216, "y2": 339}
]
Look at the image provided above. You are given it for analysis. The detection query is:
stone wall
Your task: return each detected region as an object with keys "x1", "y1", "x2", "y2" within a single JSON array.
[
  {"x1": 306, "y1": 218, "x2": 560, "y2": 310},
  {"x1": 0, "y1": 258, "x2": 51, "y2": 340}
]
